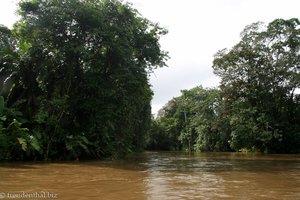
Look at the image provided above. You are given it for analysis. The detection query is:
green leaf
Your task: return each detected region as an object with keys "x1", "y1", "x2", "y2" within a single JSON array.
[
  {"x1": 29, "y1": 136, "x2": 41, "y2": 153},
  {"x1": 17, "y1": 137, "x2": 27, "y2": 151}
]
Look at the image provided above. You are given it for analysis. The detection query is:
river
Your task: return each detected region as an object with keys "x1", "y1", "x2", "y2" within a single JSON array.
[{"x1": 0, "y1": 152, "x2": 300, "y2": 199}]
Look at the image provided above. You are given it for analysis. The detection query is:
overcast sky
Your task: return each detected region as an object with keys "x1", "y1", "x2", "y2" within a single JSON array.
[{"x1": 1, "y1": 0, "x2": 300, "y2": 114}]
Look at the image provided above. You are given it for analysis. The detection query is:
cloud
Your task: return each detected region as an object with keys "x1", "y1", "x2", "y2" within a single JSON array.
[
  {"x1": 0, "y1": 0, "x2": 19, "y2": 28},
  {"x1": 150, "y1": 62, "x2": 220, "y2": 113},
  {"x1": 135, "y1": 0, "x2": 300, "y2": 113}
]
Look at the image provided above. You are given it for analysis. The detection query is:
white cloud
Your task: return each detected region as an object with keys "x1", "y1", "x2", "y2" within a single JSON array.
[
  {"x1": 132, "y1": 0, "x2": 300, "y2": 113},
  {"x1": 0, "y1": 0, "x2": 19, "y2": 28}
]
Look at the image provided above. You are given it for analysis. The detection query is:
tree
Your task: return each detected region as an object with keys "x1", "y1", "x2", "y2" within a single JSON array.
[
  {"x1": 149, "y1": 86, "x2": 230, "y2": 152},
  {"x1": 213, "y1": 18, "x2": 300, "y2": 152},
  {"x1": 0, "y1": 0, "x2": 168, "y2": 160},
  {"x1": 0, "y1": 25, "x2": 18, "y2": 96},
  {"x1": 148, "y1": 18, "x2": 299, "y2": 153},
  {"x1": 147, "y1": 97, "x2": 183, "y2": 151}
]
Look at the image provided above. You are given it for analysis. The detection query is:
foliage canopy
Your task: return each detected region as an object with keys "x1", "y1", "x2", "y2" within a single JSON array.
[
  {"x1": 0, "y1": 0, "x2": 168, "y2": 160},
  {"x1": 149, "y1": 18, "x2": 300, "y2": 153}
]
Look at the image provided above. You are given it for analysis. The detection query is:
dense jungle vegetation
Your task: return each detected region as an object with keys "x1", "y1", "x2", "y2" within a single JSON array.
[
  {"x1": 148, "y1": 18, "x2": 300, "y2": 153},
  {"x1": 0, "y1": 0, "x2": 299, "y2": 161},
  {"x1": 0, "y1": 0, "x2": 168, "y2": 160}
]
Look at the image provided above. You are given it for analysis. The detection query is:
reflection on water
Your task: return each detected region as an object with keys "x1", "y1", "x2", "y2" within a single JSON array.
[{"x1": 0, "y1": 152, "x2": 300, "y2": 199}]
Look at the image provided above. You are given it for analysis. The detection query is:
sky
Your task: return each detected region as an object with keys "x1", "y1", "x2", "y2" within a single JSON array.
[{"x1": 1, "y1": 0, "x2": 300, "y2": 114}]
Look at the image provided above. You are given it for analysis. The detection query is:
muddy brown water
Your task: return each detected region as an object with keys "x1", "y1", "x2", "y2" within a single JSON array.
[{"x1": 0, "y1": 152, "x2": 300, "y2": 199}]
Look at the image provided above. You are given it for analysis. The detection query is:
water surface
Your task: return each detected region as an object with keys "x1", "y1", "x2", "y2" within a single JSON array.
[{"x1": 1, "y1": 152, "x2": 300, "y2": 199}]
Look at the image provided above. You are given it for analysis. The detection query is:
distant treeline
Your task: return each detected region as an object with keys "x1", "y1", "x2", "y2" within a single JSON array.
[
  {"x1": 147, "y1": 18, "x2": 300, "y2": 153},
  {"x1": 0, "y1": 0, "x2": 168, "y2": 160}
]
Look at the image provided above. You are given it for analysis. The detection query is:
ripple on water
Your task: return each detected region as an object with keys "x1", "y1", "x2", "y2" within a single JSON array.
[{"x1": 0, "y1": 152, "x2": 300, "y2": 200}]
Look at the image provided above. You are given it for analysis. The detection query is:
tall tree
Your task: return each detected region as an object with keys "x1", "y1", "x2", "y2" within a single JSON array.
[
  {"x1": 0, "y1": 0, "x2": 168, "y2": 160},
  {"x1": 213, "y1": 18, "x2": 300, "y2": 152}
]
